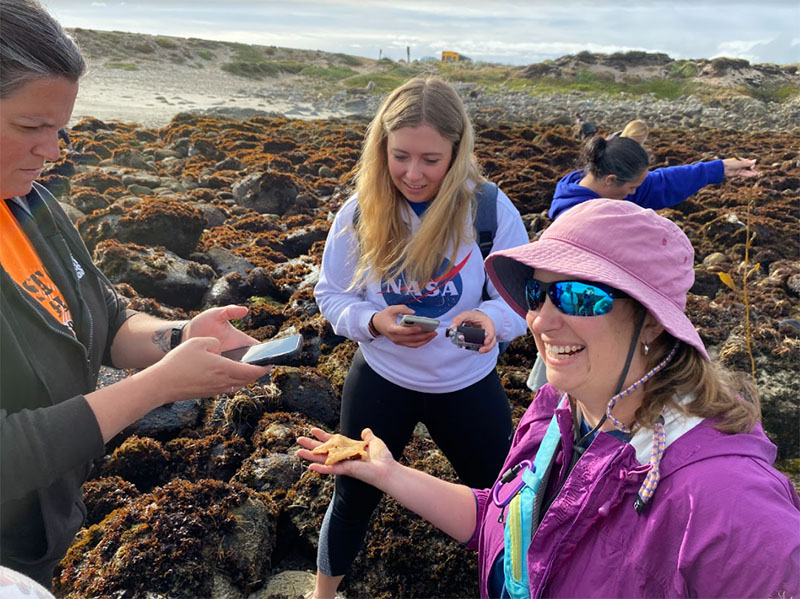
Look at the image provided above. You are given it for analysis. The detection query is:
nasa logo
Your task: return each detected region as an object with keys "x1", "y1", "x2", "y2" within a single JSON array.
[{"x1": 379, "y1": 254, "x2": 470, "y2": 318}]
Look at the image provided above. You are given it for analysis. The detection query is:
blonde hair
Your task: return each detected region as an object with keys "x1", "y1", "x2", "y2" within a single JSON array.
[
  {"x1": 351, "y1": 76, "x2": 483, "y2": 287},
  {"x1": 637, "y1": 333, "x2": 760, "y2": 434},
  {"x1": 620, "y1": 119, "x2": 649, "y2": 145}
]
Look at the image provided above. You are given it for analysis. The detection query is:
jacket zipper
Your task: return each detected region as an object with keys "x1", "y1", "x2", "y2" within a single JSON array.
[{"x1": 532, "y1": 444, "x2": 629, "y2": 597}]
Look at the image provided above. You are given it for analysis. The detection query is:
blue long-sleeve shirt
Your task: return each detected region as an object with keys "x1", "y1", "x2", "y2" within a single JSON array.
[{"x1": 549, "y1": 160, "x2": 725, "y2": 219}]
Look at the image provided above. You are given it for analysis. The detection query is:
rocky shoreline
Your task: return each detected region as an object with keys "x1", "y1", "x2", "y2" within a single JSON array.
[
  {"x1": 191, "y1": 86, "x2": 800, "y2": 136},
  {"x1": 43, "y1": 110, "x2": 799, "y2": 598},
  {"x1": 76, "y1": 78, "x2": 800, "y2": 134}
]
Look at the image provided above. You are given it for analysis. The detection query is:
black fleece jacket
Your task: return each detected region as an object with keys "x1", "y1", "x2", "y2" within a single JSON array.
[{"x1": 0, "y1": 183, "x2": 134, "y2": 587}]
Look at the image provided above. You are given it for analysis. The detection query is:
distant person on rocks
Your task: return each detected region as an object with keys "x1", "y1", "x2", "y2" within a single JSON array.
[
  {"x1": 310, "y1": 75, "x2": 529, "y2": 599},
  {"x1": 606, "y1": 118, "x2": 649, "y2": 144},
  {"x1": 0, "y1": 0, "x2": 270, "y2": 589},
  {"x1": 573, "y1": 113, "x2": 597, "y2": 140},
  {"x1": 300, "y1": 199, "x2": 800, "y2": 598},
  {"x1": 548, "y1": 134, "x2": 759, "y2": 220}
]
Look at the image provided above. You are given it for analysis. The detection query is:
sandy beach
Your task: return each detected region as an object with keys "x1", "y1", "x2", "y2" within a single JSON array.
[{"x1": 72, "y1": 59, "x2": 350, "y2": 127}]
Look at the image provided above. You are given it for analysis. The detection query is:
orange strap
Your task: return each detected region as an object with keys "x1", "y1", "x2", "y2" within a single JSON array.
[{"x1": 0, "y1": 200, "x2": 75, "y2": 333}]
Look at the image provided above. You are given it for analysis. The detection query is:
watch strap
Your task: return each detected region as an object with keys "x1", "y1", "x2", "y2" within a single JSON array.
[{"x1": 170, "y1": 321, "x2": 188, "y2": 349}]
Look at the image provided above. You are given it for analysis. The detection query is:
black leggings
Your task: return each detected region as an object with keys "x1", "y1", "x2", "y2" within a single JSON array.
[{"x1": 317, "y1": 349, "x2": 513, "y2": 576}]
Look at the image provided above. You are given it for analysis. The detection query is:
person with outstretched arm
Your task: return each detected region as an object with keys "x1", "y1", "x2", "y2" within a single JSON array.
[
  {"x1": 300, "y1": 199, "x2": 799, "y2": 598},
  {"x1": 548, "y1": 135, "x2": 758, "y2": 220}
]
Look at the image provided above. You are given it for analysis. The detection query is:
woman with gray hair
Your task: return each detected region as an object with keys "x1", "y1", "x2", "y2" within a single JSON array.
[{"x1": 1, "y1": 1, "x2": 270, "y2": 588}]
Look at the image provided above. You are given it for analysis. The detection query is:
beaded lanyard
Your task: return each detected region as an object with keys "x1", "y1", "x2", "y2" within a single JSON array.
[{"x1": 604, "y1": 342, "x2": 680, "y2": 513}]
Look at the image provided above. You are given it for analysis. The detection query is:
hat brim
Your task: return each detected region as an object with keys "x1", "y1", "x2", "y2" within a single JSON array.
[{"x1": 485, "y1": 239, "x2": 709, "y2": 360}]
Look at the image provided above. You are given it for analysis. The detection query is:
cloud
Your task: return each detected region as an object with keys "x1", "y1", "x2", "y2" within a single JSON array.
[
  {"x1": 715, "y1": 33, "x2": 800, "y2": 64},
  {"x1": 45, "y1": 0, "x2": 800, "y2": 65}
]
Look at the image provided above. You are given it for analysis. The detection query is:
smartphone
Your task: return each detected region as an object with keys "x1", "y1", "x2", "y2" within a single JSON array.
[
  {"x1": 221, "y1": 334, "x2": 303, "y2": 365},
  {"x1": 400, "y1": 314, "x2": 440, "y2": 332}
]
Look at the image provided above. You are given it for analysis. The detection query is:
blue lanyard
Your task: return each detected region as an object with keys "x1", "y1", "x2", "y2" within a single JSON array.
[
  {"x1": 492, "y1": 410, "x2": 563, "y2": 515},
  {"x1": 491, "y1": 406, "x2": 564, "y2": 599}
]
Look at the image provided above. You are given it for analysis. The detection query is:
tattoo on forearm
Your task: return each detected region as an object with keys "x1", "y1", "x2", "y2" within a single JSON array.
[{"x1": 153, "y1": 328, "x2": 171, "y2": 353}]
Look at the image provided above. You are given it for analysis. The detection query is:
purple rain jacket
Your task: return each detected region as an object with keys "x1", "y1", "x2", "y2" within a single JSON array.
[
  {"x1": 467, "y1": 384, "x2": 800, "y2": 598},
  {"x1": 548, "y1": 160, "x2": 724, "y2": 220}
]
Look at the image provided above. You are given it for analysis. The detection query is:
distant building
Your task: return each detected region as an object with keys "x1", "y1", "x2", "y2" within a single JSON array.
[{"x1": 441, "y1": 51, "x2": 472, "y2": 63}]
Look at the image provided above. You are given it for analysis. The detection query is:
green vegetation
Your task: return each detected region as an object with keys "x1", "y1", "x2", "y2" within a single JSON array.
[
  {"x1": 668, "y1": 60, "x2": 699, "y2": 78},
  {"x1": 746, "y1": 83, "x2": 800, "y2": 103},
  {"x1": 105, "y1": 61, "x2": 139, "y2": 71},
  {"x1": 519, "y1": 70, "x2": 696, "y2": 100},
  {"x1": 710, "y1": 56, "x2": 751, "y2": 70},
  {"x1": 439, "y1": 62, "x2": 514, "y2": 86},
  {"x1": 154, "y1": 36, "x2": 179, "y2": 49},
  {"x1": 343, "y1": 63, "x2": 424, "y2": 93},
  {"x1": 222, "y1": 61, "x2": 278, "y2": 78},
  {"x1": 64, "y1": 29, "x2": 800, "y2": 106},
  {"x1": 227, "y1": 42, "x2": 267, "y2": 63},
  {"x1": 271, "y1": 60, "x2": 305, "y2": 74},
  {"x1": 333, "y1": 53, "x2": 363, "y2": 67},
  {"x1": 220, "y1": 43, "x2": 298, "y2": 79},
  {"x1": 133, "y1": 42, "x2": 155, "y2": 54},
  {"x1": 300, "y1": 65, "x2": 358, "y2": 81},
  {"x1": 221, "y1": 58, "x2": 309, "y2": 79}
]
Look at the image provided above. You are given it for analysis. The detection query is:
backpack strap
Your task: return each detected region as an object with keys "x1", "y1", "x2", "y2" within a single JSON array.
[
  {"x1": 475, "y1": 181, "x2": 498, "y2": 261},
  {"x1": 474, "y1": 182, "x2": 510, "y2": 355},
  {"x1": 474, "y1": 182, "x2": 498, "y2": 302}
]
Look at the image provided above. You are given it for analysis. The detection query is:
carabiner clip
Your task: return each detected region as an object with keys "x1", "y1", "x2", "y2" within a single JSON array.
[{"x1": 491, "y1": 459, "x2": 533, "y2": 509}]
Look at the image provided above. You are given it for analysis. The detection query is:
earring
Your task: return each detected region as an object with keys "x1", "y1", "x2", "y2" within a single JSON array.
[{"x1": 641, "y1": 342, "x2": 650, "y2": 356}]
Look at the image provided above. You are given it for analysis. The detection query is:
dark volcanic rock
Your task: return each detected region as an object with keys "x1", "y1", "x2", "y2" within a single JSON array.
[
  {"x1": 232, "y1": 171, "x2": 302, "y2": 215},
  {"x1": 55, "y1": 480, "x2": 276, "y2": 599},
  {"x1": 121, "y1": 398, "x2": 204, "y2": 440},
  {"x1": 93, "y1": 240, "x2": 215, "y2": 309},
  {"x1": 267, "y1": 367, "x2": 340, "y2": 429},
  {"x1": 79, "y1": 198, "x2": 207, "y2": 257}
]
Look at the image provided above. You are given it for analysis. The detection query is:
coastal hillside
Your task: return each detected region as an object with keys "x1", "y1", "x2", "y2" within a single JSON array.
[{"x1": 68, "y1": 28, "x2": 800, "y2": 131}]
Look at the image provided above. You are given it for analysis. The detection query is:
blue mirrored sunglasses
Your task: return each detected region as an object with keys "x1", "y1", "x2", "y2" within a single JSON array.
[{"x1": 524, "y1": 279, "x2": 629, "y2": 317}]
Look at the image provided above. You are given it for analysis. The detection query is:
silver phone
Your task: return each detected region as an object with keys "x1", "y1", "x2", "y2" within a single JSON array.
[
  {"x1": 400, "y1": 314, "x2": 439, "y2": 332},
  {"x1": 221, "y1": 334, "x2": 303, "y2": 365}
]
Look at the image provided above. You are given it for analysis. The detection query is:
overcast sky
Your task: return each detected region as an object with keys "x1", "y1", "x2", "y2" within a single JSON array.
[{"x1": 43, "y1": 0, "x2": 799, "y2": 66}]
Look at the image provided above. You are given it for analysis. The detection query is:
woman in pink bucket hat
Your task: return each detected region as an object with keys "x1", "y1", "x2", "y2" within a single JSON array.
[{"x1": 299, "y1": 199, "x2": 799, "y2": 598}]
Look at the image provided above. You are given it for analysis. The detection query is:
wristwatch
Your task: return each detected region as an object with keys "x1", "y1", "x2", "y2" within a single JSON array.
[{"x1": 169, "y1": 321, "x2": 188, "y2": 350}]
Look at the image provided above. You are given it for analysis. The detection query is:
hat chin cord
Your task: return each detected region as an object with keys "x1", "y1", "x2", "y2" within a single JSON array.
[
  {"x1": 570, "y1": 310, "x2": 680, "y2": 513},
  {"x1": 572, "y1": 310, "x2": 646, "y2": 439}
]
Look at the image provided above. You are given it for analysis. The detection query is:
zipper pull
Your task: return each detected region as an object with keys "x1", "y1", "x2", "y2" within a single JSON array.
[{"x1": 497, "y1": 505, "x2": 506, "y2": 523}]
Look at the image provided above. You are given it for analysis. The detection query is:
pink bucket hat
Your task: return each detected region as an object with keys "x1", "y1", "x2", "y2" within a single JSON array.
[{"x1": 485, "y1": 199, "x2": 709, "y2": 360}]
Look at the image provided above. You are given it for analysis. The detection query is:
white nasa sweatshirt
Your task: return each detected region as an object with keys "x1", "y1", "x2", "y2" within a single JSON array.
[{"x1": 314, "y1": 190, "x2": 529, "y2": 393}]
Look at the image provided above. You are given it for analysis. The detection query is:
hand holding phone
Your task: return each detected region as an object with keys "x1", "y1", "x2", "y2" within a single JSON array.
[
  {"x1": 221, "y1": 334, "x2": 303, "y2": 365},
  {"x1": 400, "y1": 314, "x2": 439, "y2": 332}
]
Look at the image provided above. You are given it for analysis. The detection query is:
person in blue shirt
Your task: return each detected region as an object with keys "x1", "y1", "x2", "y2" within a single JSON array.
[{"x1": 548, "y1": 135, "x2": 759, "y2": 220}]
